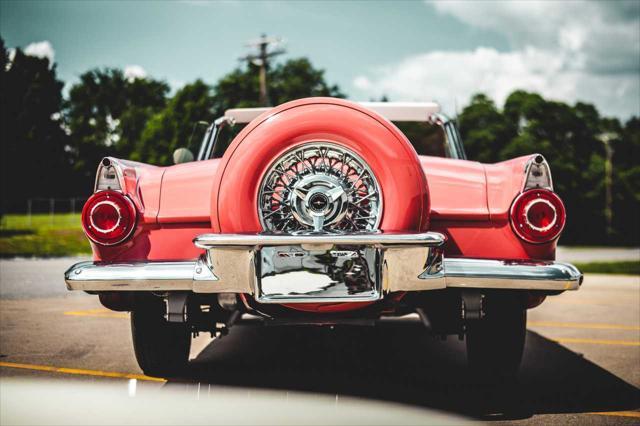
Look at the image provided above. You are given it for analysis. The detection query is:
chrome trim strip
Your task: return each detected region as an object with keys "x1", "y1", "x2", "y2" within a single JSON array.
[
  {"x1": 65, "y1": 252, "x2": 582, "y2": 295},
  {"x1": 224, "y1": 102, "x2": 441, "y2": 124},
  {"x1": 444, "y1": 258, "x2": 582, "y2": 290},
  {"x1": 427, "y1": 113, "x2": 466, "y2": 160},
  {"x1": 194, "y1": 232, "x2": 446, "y2": 248},
  {"x1": 94, "y1": 157, "x2": 125, "y2": 192},
  {"x1": 523, "y1": 154, "x2": 553, "y2": 191},
  {"x1": 64, "y1": 261, "x2": 203, "y2": 292}
]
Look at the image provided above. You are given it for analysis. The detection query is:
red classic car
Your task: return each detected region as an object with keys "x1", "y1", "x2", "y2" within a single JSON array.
[{"x1": 65, "y1": 97, "x2": 582, "y2": 379}]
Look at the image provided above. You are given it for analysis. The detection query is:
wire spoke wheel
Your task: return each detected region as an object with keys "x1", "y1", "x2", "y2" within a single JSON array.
[{"x1": 258, "y1": 143, "x2": 382, "y2": 233}]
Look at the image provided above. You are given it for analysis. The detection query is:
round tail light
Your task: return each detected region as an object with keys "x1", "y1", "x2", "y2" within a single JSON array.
[
  {"x1": 82, "y1": 190, "x2": 137, "y2": 246},
  {"x1": 510, "y1": 189, "x2": 566, "y2": 244}
]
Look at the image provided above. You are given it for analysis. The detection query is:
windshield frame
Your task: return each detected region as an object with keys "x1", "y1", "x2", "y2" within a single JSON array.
[
  {"x1": 197, "y1": 116, "x2": 236, "y2": 161},
  {"x1": 427, "y1": 113, "x2": 467, "y2": 160},
  {"x1": 197, "y1": 112, "x2": 467, "y2": 161}
]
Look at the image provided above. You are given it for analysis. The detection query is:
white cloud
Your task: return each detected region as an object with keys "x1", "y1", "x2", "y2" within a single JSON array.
[
  {"x1": 353, "y1": 76, "x2": 372, "y2": 91},
  {"x1": 431, "y1": 0, "x2": 639, "y2": 74},
  {"x1": 124, "y1": 65, "x2": 147, "y2": 82},
  {"x1": 353, "y1": 47, "x2": 639, "y2": 119},
  {"x1": 167, "y1": 79, "x2": 186, "y2": 95},
  {"x1": 5, "y1": 48, "x2": 16, "y2": 71},
  {"x1": 353, "y1": 1, "x2": 640, "y2": 119},
  {"x1": 24, "y1": 41, "x2": 55, "y2": 65}
]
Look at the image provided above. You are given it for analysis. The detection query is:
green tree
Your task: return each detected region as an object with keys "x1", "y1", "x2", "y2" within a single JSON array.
[
  {"x1": 0, "y1": 38, "x2": 72, "y2": 212},
  {"x1": 134, "y1": 57, "x2": 344, "y2": 165},
  {"x1": 211, "y1": 57, "x2": 344, "y2": 116},
  {"x1": 613, "y1": 117, "x2": 640, "y2": 244},
  {"x1": 65, "y1": 68, "x2": 169, "y2": 183},
  {"x1": 134, "y1": 80, "x2": 214, "y2": 165},
  {"x1": 457, "y1": 94, "x2": 512, "y2": 163},
  {"x1": 499, "y1": 92, "x2": 609, "y2": 243},
  {"x1": 458, "y1": 89, "x2": 639, "y2": 245}
]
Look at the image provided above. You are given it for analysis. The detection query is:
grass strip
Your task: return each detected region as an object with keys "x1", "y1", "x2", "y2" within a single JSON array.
[
  {"x1": 0, "y1": 213, "x2": 91, "y2": 257},
  {"x1": 573, "y1": 261, "x2": 640, "y2": 275}
]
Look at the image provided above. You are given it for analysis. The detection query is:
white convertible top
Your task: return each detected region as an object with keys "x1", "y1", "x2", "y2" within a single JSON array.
[{"x1": 225, "y1": 101, "x2": 441, "y2": 124}]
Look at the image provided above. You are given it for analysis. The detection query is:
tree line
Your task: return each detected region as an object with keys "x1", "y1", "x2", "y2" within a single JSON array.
[
  {"x1": 1, "y1": 37, "x2": 637, "y2": 245},
  {"x1": 459, "y1": 93, "x2": 638, "y2": 245}
]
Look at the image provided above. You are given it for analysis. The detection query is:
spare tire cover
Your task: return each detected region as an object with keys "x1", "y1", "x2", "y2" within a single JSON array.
[{"x1": 211, "y1": 97, "x2": 430, "y2": 234}]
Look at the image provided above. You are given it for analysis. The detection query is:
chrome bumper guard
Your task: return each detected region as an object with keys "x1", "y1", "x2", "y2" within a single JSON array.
[{"x1": 65, "y1": 232, "x2": 582, "y2": 302}]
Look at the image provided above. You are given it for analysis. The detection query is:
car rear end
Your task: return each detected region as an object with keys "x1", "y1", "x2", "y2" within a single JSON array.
[{"x1": 65, "y1": 98, "x2": 582, "y2": 379}]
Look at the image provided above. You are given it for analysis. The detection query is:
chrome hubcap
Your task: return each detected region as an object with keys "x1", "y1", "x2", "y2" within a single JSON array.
[
  {"x1": 258, "y1": 143, "x2": 382, "y2": 233},
  {"x1": 289, "y1": 174, "x2": 349, "y2": 231}
]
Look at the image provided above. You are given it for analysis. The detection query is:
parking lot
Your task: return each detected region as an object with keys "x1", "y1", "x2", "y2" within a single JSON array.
[{"x1": 1, "y1": 257, "x2": 639, "y2": 424}]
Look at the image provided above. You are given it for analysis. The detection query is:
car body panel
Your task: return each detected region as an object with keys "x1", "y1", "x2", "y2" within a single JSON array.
[
  {"x1": 484, "y1": 155, "x2": 531, "y2": 221},
  {"x1": 432, "y1": 221, "x2": 556, "y2": 261},
  {"x1": 419, "y1": 156, "x2": 488, "y2": 221},
  {"x1": 157, "y1": 159, "x2": 220, "y2": 224},
  {"x1": 91, "y1": 223, "x2": 212, "y2": 262},
  {"x1": 105, "y1": 159, "x2": 163, "y2": 225},
  {"x1": 92, "y1": 154, "x2": 549, "y2": 263}
]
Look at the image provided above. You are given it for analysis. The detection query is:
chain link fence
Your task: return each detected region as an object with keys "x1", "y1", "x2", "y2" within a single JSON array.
[{"x1": 9, "y1": 197, "x2": 88, "y2": 226}]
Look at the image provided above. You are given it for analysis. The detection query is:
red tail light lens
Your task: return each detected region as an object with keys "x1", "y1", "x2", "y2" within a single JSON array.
[
  {"x1": 82, "y1": 190, "x2": 137, "y2": 246},
  {"x1": 510, "y1": 189, "x2": 566, "y2": 244}
]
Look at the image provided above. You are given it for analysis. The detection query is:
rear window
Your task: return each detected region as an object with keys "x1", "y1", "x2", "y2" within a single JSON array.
[
  {"x1": 392, "y1": 121, "x2": 450, "y2": 158},
  {"x1": 211, "y1": 123, "x2": 248, "y2": 158},
  {"x1": 208, "y1": 121, "x2": 452, "y2": 159}
]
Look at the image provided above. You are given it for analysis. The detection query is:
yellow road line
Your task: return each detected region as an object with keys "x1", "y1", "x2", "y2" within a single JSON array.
[
  {"x1": 1, "y1": 364, "x2": 637, "y2": 419},
  {"x1": 0, "y1": 361, "x2": 164, "y2": 382},
  {"x1": 64, "y1": 308, "x2": 128, "y2": 319},
  {"x1": 548, "y1": 299, "x2": 639, "y2": 306},
  {"x1": 553, "y1": 337, "x2": 640, "y2": 346},
  {"x1": 589, "y1": 411, "x2": 640, "y2": 418},
  {"x1": 528, "y1": 321, "x2": 640, "y2": 331},
  {"x1": 67, "y1": 308, "x2": 111, "y2": 313}
]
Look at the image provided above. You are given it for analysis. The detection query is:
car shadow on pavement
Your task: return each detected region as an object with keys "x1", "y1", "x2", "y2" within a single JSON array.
[{"x1": 168, "y1": 322, "x2": 640, "y2": 420}]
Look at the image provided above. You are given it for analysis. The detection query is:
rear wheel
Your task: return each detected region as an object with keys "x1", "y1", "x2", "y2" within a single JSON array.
[
  {"x1": 465, "y1": 294, "x2": 526, "y2": 382},
  {"x1": 131, "y1": 296, "x2": 191, "y2": 378}
]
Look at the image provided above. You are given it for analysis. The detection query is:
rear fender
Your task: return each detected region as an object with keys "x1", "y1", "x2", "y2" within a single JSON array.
[{"x1": 484, "y1": 155, "x2": 537, "y2": 221}]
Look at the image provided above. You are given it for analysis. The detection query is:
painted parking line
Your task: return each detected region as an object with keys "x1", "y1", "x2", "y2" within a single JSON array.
[
  {"x1": 64, "y1": 308, "x2": 128, "y2": 319},
  {"x1": 0, "y1": 361, "x2": 164, "y2": 382},
  {"x1": 546, "y1": 299, "x2": 640, "y2": 307},
  {"x1": 589, "y1": 411, "x2": 640, "y2": 418},
  {"x1": 1, "y1": 363, "x2": 637, "y2": 419},
  {"x1": 553, "y1": 337, "x2": 640, "y2": 346},
  {"x1": 528, "y1": 321, "x2": 640, "y2": 331}
]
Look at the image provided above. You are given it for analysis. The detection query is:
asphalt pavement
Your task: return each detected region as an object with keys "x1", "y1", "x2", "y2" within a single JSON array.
[
  {"x1": 0, "y1": 256, "x2": 639, "y2": 424},
  {"x1": 555, "y1": 246, "x2": 640, "y2": 263}
]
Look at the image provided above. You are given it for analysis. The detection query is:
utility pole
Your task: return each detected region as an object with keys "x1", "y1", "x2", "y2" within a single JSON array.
[
  {"x1": 598, "y1": 132, "x2": 616, "y2": 239},
  {"x1": 239, "y1": 34, "x2": 285, "y2": 106}
]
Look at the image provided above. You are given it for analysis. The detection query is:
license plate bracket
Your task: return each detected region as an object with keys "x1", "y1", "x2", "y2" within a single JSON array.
[{"x1": 256, "y1": 245, "x2": 382, "y2": 303}]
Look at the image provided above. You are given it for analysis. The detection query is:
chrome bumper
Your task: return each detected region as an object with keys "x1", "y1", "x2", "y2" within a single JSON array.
[{"x1": 65, "y1": 232, "x2": 583, "y2": 301}]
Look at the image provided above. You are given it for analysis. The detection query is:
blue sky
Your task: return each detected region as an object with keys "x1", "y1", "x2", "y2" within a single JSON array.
[{"x1": 2, "y1": 1, "x2": 639, "y2": 119}]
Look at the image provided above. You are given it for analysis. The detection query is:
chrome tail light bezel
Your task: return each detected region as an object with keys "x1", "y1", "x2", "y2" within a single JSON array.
[
  {"x1": 81, "y1": 190, "x2": 138, "y2": 246},
  {"x1": 523, "y1": 154, "x2": 553, "y2": 191},
  {"x1": 510, "y1": 188, "x2": 566, "y2": 244},
  {"x1": 94, "y1": 157, "x2": 125, "y2": 192}
]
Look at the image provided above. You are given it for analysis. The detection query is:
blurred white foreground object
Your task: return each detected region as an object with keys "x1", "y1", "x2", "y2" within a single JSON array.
[{"x1": 0, "y1": 379, "x2": 468, "y2": 425}]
